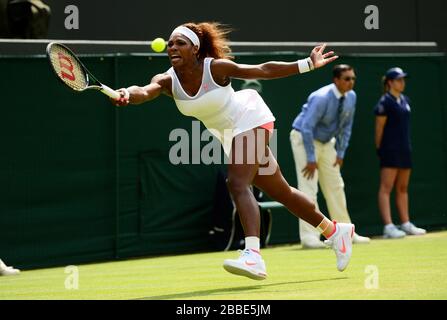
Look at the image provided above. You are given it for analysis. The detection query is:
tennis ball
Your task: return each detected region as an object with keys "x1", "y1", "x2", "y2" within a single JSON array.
[{"x1": 151, "y1": 37, "x2": 166, "y2": 52}]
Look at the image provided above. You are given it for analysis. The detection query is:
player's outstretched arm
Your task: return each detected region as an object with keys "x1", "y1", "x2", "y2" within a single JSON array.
[
  {"x1": 112, "y1": 73, "x2": 171, "y2": 106},
  {"x1": 212, "y1": 43, "x2": 338, "y2": 80}
]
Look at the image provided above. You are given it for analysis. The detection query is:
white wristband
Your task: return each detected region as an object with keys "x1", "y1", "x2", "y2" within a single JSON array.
[{"x1": 297, "y1": 57, "x2": 315, "y2": 74}]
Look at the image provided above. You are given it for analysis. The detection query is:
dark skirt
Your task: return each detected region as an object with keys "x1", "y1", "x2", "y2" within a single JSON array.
[{"x1": 378, "y1": 149, "x2": 412, "y2": 168}]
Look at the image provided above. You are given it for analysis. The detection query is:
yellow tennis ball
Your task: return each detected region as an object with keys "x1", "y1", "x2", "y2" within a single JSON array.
[{"x1": 151, "y1": 37, "x2": 166, "y2": 52}]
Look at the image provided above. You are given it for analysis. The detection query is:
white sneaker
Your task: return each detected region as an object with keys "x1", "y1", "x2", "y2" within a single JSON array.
[
  {"x1": 400, "y1": 222, "x2": 427, "y2": 236},
  {"x1": 324, "y1": 222, "x2": 354, "y2": 272},
  {"x1": 383, "y1": 224, "x2": 406, "y2": 239},
  {"x1": 301, "y1": 236, "x2": 327, "y2": 249},
  {"x1": 352, "y1": 233, "x2": 371, "y2": 244},
  {"x1": 0, "y1": 259, "x2": 20, "y2": 276},
  {"x1": 1, "y1": 266, "x2": 20, "y2": 276},
  {"x1": 223, "y1": 249, "x2": 267, "y2": 280}
]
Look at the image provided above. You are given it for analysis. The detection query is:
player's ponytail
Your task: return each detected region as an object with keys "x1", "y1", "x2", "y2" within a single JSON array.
[
  {"x1": 382, "y1": 76, "x2": 390, "y2": 93},
  {"x1": 183, "y1": 22, "x2": 234, "y2": 60}
]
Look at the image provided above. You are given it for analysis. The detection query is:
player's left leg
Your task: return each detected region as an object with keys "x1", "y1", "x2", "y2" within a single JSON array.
[
  {"x1": 252, "y1": 147, "x2": 354, "y2": 272},
  {"x1": 395, "y1": 169, "x2": 411, "y2": 224},
  {"x1": 379, "y1": 168, "x2": 405, "y2": 238},
  {"x1": 395, "y1": 169, "x2": 426, "y2": 235}
]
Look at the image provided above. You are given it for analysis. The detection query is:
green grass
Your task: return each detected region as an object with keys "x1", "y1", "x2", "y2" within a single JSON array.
[{"x1": 1, "y1": 231, "x2": 447, "y2": 300}]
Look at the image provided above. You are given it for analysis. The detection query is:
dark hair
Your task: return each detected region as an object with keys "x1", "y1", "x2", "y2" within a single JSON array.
[
  {"x1": 333, "y1": 64, "x2": 354, "y2": 78},
  {"x1": 382, "y1": 76, "x2": 391, "y2": 93},
  {"x1": 182, "y1": 22, "x2": 234, "y2": 60}
]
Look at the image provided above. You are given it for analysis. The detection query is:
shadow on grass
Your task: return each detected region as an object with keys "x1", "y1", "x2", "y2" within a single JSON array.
[{"x1": 136, "y1": 276, "x2": 348, "y2": 300}]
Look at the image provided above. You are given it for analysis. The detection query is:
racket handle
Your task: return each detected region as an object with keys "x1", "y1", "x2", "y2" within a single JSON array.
[{"x1": 100, "y1": 84, "x2": 121, "y2": 100}]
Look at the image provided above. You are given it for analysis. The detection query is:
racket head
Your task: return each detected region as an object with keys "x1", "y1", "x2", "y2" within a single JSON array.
[{"x1": 46, "y1": 42, "x2": 99, "y2": 92}]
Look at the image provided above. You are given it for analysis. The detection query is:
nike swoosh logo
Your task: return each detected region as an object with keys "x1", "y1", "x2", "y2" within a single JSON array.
[
  {"x1": 340, "y1": 238, "x2": 347, "y2": 254},
  {"x1": 245, "y1": 261, "x2": 257, "y2": 266}
]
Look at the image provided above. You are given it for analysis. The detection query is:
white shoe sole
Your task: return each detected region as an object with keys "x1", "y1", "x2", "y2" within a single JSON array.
[{"x1": 223, "y1": 261, "x2": 267, "y2": 280}]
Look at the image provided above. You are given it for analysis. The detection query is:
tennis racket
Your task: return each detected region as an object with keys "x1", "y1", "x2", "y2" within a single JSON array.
[{"x1": 46, "y1": 42, "x2": 120, "y2": 99}]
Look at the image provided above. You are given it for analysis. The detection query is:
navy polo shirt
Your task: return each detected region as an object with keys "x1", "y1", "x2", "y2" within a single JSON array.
[{"x1": 374, "y1": 92, "x2": 411, "y2": 152}]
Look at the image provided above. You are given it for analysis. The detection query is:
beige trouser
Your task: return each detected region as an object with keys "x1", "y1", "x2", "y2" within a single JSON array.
[{"x1": 289, "y1": 129, "x2": 351, "y2": 241}]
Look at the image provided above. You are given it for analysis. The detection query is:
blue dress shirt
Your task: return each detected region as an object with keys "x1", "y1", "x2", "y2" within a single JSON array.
[{"x1": 292, "y1": 84, "x2": 357, "y2": 162}]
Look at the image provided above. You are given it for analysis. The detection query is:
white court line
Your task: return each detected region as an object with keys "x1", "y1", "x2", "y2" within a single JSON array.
[
  {"x1": 231, "y1": 41, "x2": 438, "y2": 47},
  {"x1": 0, "y1": 39, "x2": 438, "y2": 47}
]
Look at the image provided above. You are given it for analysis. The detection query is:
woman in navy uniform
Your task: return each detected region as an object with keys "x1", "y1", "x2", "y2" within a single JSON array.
[{"x1": 374, "y1": 67, "x2": 426, "y2": 238}]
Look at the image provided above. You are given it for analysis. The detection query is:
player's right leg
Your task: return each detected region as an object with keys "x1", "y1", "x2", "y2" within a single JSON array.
[
  {"x1": 379, "y1": 168, "x2": 406, "y2": 238},
  {"x1": 224, "y1": 158, "x2": 268, "y2": 280},
  {"x1": 253, "y1": 147, "x2": 354, "y2": 272},
  {"x1": 222, "y1": 128, "x2": 269, "y2": 280},
  {"x1": 395, "y1": 169, "x2": 426, "y2": 235}
]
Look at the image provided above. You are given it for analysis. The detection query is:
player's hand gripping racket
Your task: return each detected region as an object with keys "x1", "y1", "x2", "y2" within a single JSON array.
[{"x1": 46, "y1": 42, "x2": 121, "y2": 100}]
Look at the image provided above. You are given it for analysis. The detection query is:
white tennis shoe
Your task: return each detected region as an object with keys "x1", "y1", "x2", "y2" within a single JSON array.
[
  {"x1": 0, "y1": 259, "x2": 20, "y2": 276},
  {"x1": 352, "y1": 233, "x2": 371, "y2": 244},
  {"x1": 223, "y1": 248, "x2": 267, "y2": 280},
  {"x1": 400, "y1": 222, "x2": 426, "y2": 236},
  {"x1": 301, "y1": 236, "x2": 327, "y2": 249},
  {"x1": 324, "y1": 222, "x2": 355, "y2": 272},
  {"x1": 383, "y1": 224, "x2": 406, "y2": 238}
]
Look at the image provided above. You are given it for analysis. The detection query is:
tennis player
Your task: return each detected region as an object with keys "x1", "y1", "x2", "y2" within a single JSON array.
[{"x1": 112, "y1": 22, "x2": 355, "y2": 280}]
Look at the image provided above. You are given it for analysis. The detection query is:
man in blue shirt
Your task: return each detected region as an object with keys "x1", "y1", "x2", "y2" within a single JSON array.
[{"x1": 290, "y1": 64, "x2": 370, "y2": 248}]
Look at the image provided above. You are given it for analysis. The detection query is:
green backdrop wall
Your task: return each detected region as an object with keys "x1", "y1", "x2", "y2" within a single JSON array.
[{"x1": 1, "y1": 52, "x2": 446, "y2": 269}]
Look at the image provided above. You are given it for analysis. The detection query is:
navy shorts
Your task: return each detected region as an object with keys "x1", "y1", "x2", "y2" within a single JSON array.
[{"x1": 378, "y1": 149, "x2": 412, "y2": 169}]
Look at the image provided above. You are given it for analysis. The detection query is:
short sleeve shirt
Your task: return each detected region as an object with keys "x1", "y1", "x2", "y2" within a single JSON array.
[{"x1": 374, "y1": 93, "x2": 411, "y2": 152}]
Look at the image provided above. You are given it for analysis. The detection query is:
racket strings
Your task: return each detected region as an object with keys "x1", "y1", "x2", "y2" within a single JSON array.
[{"x1": 48, "y1": 45, "x2": 88, "y2": 91}]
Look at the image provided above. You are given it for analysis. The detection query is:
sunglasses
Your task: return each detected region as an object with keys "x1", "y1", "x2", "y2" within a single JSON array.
[{"x1": 341, "y1": 76, "x2": 357, "y2": 81}]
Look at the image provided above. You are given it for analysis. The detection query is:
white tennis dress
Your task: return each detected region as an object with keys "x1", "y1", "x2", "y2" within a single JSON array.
[{"x1": 166, "y1": 57, "x2": 275, "y2": 156}]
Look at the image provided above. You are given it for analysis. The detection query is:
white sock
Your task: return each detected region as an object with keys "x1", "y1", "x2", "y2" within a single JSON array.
[
  {"x1": 385, "y1": 223, "x2": 395, "y2": 229},
  {"x1": 245, "y1": 236, "x2": 260, "y2": 252}
]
